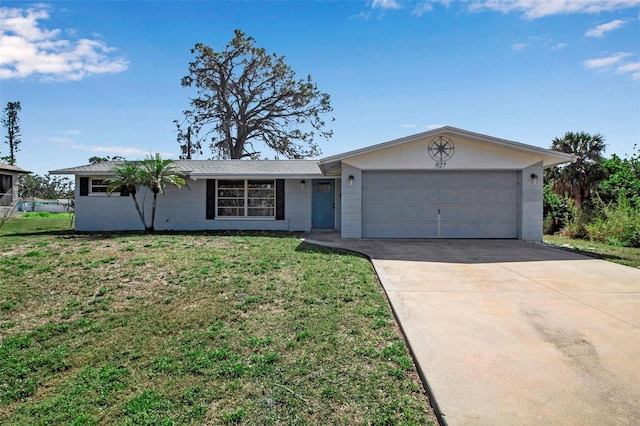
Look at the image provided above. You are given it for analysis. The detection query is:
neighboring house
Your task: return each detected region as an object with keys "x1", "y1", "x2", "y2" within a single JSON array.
[
  {"x1": 18, "y1": 198, "x2": 73, "y2": 213},
  {"x1": 50, "y1": 127, "x2": 573, "y2": 241},
  {"x1": 0, "y1": 162, "x2": 31, "y2": 214}
]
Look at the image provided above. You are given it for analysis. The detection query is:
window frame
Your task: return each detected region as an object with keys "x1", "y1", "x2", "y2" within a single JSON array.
[
  {"x1": 215, "y1": 179, "x2": 276, "y2": 219},
  {"x1": 0, "y1": 173, "x2": 13, "y2": 207},
  {"x1": 0, "y1": 173, "x2": 12, "y2": 195},
  {"x1": 89, "y1": 178, "x2": 109, "y2": 195}
]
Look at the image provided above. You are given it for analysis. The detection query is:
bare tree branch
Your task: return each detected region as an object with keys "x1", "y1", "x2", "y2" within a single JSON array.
[{"x1": 179, "y1": 30, "x2": 333, "y2": 159}]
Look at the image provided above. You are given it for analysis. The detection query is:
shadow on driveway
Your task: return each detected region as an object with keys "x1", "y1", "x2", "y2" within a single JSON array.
[{"x1": 300, "y1": 231, "x2": 590, "y2": 263}]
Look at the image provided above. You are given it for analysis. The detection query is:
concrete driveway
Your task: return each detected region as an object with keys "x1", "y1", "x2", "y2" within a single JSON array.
[{"x1": 301, "y1": 232, "x2": 640, "y2": 426}]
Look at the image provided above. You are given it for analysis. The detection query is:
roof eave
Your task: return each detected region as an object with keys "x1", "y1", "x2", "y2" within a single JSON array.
[
  {"x1": 0, "y1": 166, "x2": 31, "y2": 174},
  {"x1": 49, "y1": 169, "x2": 112, "y2": 176},
  {"x1": 542, "y1": 153, "x2": 575, "y2": 167},
  {"x1": 187, "y1": 173, "x2": 324, "y2": 180}
]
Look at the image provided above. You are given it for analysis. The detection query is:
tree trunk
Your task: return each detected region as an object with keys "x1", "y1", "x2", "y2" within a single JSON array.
[
  {"x1": 130, "y1": 193, "x2": 148, "y2": 229},
  {"x1": 149, "y1": 192, "x2": 158, "y2": 232},
  {"x1": 573, "y1": 190, "x2": 583, "y2": 210}
]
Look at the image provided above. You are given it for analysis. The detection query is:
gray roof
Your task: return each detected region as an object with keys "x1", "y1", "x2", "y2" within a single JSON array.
[
  {"x1": 49, "y1": 127, "x2": 575, "y2": 177},
  {"x1": 0, "y1": 162, "x2": 31, "y2": 173},
  {"x1": 50, "y1": 162, "x2": 119, "y2": 175},
  {"x1": 177, "y1": 160, "x2": 322, "y2": 177},
  {"x1": 50, "y1": 159, "x2": 323, "y2": 178}
]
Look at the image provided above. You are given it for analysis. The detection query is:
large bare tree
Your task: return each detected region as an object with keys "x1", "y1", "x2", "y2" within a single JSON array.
[{"x1": 180, "y1": 30, "x2": 333, "y2": 159}]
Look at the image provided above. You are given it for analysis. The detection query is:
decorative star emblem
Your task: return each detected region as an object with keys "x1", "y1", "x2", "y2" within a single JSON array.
[{"x1": 428, "y1": 136, "x2": 455, "y2": 162}]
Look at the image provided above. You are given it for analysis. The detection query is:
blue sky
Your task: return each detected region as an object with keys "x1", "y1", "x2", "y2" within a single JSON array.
[{"x1": 1, "y1": 0, "x2": 639, "y2": 176}]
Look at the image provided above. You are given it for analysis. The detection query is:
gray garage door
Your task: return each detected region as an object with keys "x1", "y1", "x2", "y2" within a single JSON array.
[{"x1": 362, "y1": 171, "x2": 518, "y2": 238}]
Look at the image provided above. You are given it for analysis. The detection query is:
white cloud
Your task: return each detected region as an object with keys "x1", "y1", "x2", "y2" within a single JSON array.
[
  {"x1": 584, "y1": 52, "x2": 639, "y2": 80},
  {"x1": 350, "y1": 11, "x2": 372, "y2": 20},
  {"x1": 468, "y1": 0, "x2": 640, "y2": 19},
  {"x1": 371, "y1": 0, "x2": 402, "y2": 10},
  {"x1": 512, "y1": 35, "x2": 562, "y2": 51},
  {"x1": 411, "y1": 2, "x2": 434, "y2": 17},
  {"x1": 585, "y1": 19, "x2": 627, "y2": 37},
  {"x1": 616, "y1": 61, "x2": 640, "y2": 80},
  {"x1": 512, "y1": 42, "x2": 530, "y2": 51},
  {"x1": 400, "y1": 123, "x2": 417, "y2": 128},
  {"x1": 73, "y1": 145, "x2": 143, "y2": 155},
  {"x1": 583, "y1": 52, "x2": 632, "y2": 69},
  {"x1": 367, "y1": 0, "x2": 639, "y2": 19},
  {"x1": 72, "y1": 144, "x2": 175, "y2": 158},
  {"x1": 38, "y1": 136, "x2": 76, "y2": 145},
  {"x1": 34, "y1": 131, "x2": 81, "y2": 144},
  {"x1": 0, "y1": 5, "x2": 128, "y2": 81}
]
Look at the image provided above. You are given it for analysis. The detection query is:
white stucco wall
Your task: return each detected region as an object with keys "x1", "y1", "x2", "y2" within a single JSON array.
[
  {"x1": 340, "y1": 164, "x2": 362, "y2": 238},
  {"x1": 74, "y1": 184, "x2": 141, "y2": 231},
  {"x1": 74, "y1": 178, "x2": 313, "y2": 232},
  {"x1": 519, "y1": 162, "x2": 544, "y2": 241}
]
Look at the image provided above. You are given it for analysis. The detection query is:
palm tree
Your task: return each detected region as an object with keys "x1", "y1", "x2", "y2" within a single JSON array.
[
  {"x1": 548, "y1": 131, "x2": 606, "y2": 210},
  {"x1": 105, "y1": 161, "x2": 148, "y2": 229},
  {"x1": 140, "y1": 153, "x2": 186, "y2": 231}
]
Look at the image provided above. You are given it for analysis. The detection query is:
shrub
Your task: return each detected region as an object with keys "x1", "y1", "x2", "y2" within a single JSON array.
[
  {"x1": 586, "y1": 196, "x2": 640, "y2": 248},
  {"x1": 543, "y1": 184, "x2": 570, "y2": 234},
  {"x1": 598, "y1": 148, "x2": 640, "y2": 209},
  {"x1": 560, "y1": 202, "x2": 591, "y2": 239}
]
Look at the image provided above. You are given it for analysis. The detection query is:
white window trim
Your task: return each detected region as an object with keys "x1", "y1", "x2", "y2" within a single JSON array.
[
  {"x1": 89, "y1": 178, "x2": 109, "y2": 196},
  {"x1": 216, "y1": 179, "x2": 276, "y2": 219}
]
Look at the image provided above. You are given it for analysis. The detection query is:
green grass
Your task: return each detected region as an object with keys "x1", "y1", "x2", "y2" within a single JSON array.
[
  {"x1": 0, "y1": 215, "x2": 436, "y2": 425},
  {"x1": 1, "y1": 212, "x2": 74, "y2": 235},
  {"x1": 544, "y1": 235, "x2": 640, "y2": 268}
]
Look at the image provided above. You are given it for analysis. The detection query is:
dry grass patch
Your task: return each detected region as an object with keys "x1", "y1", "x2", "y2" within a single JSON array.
[{"x1": 1, "y1": 216, "x2": 436, "y2": 425}]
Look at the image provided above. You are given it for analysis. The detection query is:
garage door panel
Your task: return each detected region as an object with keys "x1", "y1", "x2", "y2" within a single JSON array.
[
  {"x1": 367, "y1": 190, "x2": 426, "y2": 204},
  {"x1": 363, "y1": 222, "x2": 439, "y2": 239},
  {"x1": 362, "y1": 171, "x2": 518, "y2": 238},
  {"x1": 367, "y1": 205, "x2": 424, "y2": 220},
  {"x1": 442, "y1": 223, "x2": 515, "y2": 239},
  {"x1": 438, "y1": 189, "x2": 459, "y2": 203},
  {"x1": 441, "y1": 203, "x2": 515, "y2": 221}
]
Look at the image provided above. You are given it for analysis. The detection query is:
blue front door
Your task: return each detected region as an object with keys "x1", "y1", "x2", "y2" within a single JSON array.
[{"x1": 312, "y1": 180, "x2": 335, "y2": 229}]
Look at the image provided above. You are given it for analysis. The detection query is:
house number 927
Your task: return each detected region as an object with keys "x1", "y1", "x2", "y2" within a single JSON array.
[{"x1": 435, "y1": 162, "x2": 447, "y2": 169}]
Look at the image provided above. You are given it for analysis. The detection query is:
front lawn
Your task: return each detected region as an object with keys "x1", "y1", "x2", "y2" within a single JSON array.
[{"x1": 0, "y1": 215, "x2": 435, "y2": 424}]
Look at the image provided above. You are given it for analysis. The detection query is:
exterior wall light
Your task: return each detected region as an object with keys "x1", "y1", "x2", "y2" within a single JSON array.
[
  {"x1": 530, "y1": 173, "x2": 538, "y2": 185},
  {"x1": 300, "y1": 180, "x2": 306, "y2": 189},
  {"x1": 348, "y1": 175, "x2": 354, "y2": 186}
]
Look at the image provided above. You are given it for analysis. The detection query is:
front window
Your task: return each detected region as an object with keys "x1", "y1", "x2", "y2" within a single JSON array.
[
  {"x1": 0, "y1": 174, "x2": 12, "y2": 206},
  {"x1": 90, "y1": 178, "x2": 108, "y2": 194},
  {"x1": 217, "y1": 179, "x2": 275, "y2": 218}
]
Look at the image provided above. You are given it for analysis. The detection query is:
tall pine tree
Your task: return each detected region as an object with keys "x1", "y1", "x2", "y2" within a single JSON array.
[{"x1": 1, "y1": 102, "x2": 22, "y2": 165}]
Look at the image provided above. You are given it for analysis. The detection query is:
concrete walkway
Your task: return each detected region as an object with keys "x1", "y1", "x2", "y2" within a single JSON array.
[{"x1": 300, "y1": 232, "x2": 640, "y2": 426}]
